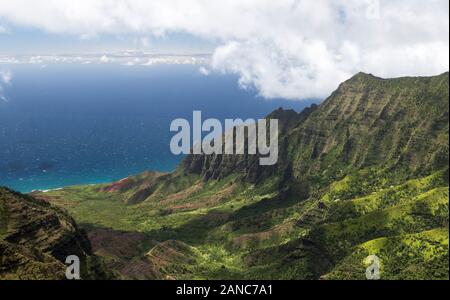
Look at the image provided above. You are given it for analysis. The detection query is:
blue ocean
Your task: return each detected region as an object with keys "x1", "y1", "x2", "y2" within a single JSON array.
[{"x1": 0, "y1": 64, "x2": 315, "y2": 192}]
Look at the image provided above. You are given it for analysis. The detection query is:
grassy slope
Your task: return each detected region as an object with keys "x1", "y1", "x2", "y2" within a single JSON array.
[
  {"x1": 324, "y1": 228, "x2": 449, "y2": 280},
  {"x1": 37, "y1": 172, "x2": 307, "y2": 279},
  {"x1": 37, "y1": 167, "x2": 449, "y2": 279}
]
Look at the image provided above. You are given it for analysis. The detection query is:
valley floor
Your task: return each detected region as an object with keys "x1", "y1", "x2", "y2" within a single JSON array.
[{"x1": 35, "y1": 167, "x2": 449, "y2": 280}]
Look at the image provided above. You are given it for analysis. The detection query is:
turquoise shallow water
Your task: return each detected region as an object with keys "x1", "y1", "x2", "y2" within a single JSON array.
[{"x1": 0, "y1": 64, "x2": 315, "y2": 192}]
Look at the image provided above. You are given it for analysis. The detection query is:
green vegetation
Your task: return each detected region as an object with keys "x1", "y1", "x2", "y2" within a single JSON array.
[
  {"x1": 324, "y1": 228, "x2": 449, "y2": 280},
  {"x1": 0, "y1": 187, "x2": 112, "y2": 279},
  {"x1": 0, "y1": 194, "x2": 9, "y2": 238},
  {"x1": 13, "y1": 72, "x2": 450, "y2": 280}
]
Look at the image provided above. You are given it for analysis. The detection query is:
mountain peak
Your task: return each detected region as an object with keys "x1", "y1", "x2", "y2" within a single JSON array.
[{"x1": 348, "y1": 71, "x2": 380, "y2": 81}]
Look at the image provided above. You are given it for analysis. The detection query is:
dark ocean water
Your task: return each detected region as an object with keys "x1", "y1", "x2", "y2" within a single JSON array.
[{"x1": 0, "y1": 64, "x2": 316, "y2": 192}]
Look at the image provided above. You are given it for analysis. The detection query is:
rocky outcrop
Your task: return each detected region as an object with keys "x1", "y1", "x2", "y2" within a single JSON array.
[
  {"x1": 0, "y1": 187, "x2": 111, "y2": 279},
  {"x1": 181, "y1": 72, "x2": 449, "y2": 186},
  {"x1": 180, "y1": 105, "x2": 318, "y2": 183},
  {"x1": 116, "y1": 72, "x2": 449, "y2": 207}
]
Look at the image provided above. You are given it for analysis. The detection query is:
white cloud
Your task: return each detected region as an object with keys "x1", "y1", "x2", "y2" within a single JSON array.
[
  {"x1": 0, "y1": 70, "x2": 12, "y2": 85},
  {"x1": 199, "y1": 66, "x2": 210, "y2": 76},
  {"x1": 0, "y1": 53, "x2": 210, "y2": 66},
  {"x1": 142, "y1": 59, "x2": 153, "y2": 66},
  {"x1": 0, "y1": 25, "x2": 10, "y2": 34},
  {"x1": 0, "y1": 0, "x2": 448, "y2": 100},
  {"x1": 0, "y1": 70, "x2": 12, "y2": 102},
  {"x1": 99, "y1": 55, "x2": 110, "y2": 63}
]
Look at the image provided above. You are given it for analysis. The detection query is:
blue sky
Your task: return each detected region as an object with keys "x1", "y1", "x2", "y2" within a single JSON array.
[{"x1": 0, "y1": 25, "x2": 216, "y2": 55}]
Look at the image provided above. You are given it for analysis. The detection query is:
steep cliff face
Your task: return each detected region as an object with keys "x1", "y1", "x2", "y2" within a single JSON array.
[
  {"x1": 287, "y1": 72, "x2": 449, "y2": 175},
  {"x1": 0, "y1": 187, "x2": 111, "y2": 279},
  {"x1": 107, "y1": 72, "x2": 449, "y2": 206},
  {"x1": 182, "y1": 72, "x2": 449, "y2": 186},
  {"x1": 180, "y1": 105, "x2": 318, "y2": 183}
]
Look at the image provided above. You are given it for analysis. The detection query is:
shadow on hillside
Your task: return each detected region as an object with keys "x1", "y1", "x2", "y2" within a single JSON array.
[{"x1": 141, "y1": 192, "x2": 306, "y2": 245}]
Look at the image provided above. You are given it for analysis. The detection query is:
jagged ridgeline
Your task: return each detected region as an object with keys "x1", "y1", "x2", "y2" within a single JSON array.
[
  {"x1": 7, "y1": 72, "x2": 450, "y2": 280},
  {"x1": 183, "y1": 72, "x2": 449, "y2": 185}
]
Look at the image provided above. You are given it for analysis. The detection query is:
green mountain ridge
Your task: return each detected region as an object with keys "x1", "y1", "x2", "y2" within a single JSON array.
[{"x1": 2, "y1": 72, "x2": 449, "y2": 280}]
